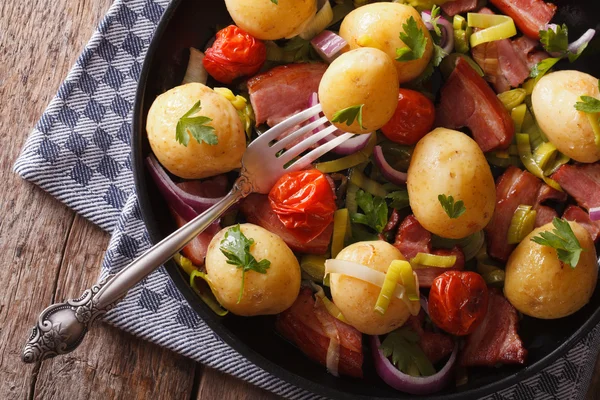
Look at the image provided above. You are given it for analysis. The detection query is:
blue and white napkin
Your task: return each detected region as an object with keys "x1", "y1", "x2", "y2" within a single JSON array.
[{"x1": 13, "y1": 0, "x2": 600, "y2": 398}]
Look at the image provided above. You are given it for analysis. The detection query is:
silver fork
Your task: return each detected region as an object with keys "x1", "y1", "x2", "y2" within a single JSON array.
[{"x1": 21, "y1": 104, "x2": 353, "y2": 363}]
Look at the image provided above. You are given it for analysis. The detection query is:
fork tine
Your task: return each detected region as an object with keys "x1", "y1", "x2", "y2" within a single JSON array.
[
  {"x1": 286, "y1": 132, "x2": 355, "y2": 171},
  {"x1": 270, "y1": 116, "x2": 329, "y2": 153},
  {"x1": 276, "y1": 124, "x2": 339, "y2": 164},
  {"x1": 250, "y1": 104, "x2": 323, "y2": 145}
]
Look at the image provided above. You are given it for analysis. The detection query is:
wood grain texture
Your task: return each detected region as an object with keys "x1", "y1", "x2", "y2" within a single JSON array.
[{"x1": 0, "y1": 0, "x2": 598, "y2": 399}]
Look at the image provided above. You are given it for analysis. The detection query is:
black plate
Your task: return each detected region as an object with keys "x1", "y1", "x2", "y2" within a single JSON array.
[{"x1": 132, "y1": 1, "x2": 600, "y2": 398}]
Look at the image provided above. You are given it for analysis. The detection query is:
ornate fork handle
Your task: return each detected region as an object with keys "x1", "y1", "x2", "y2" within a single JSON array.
[{"x1": 22, "y1": 177, "x2": 251, "y2": 363}]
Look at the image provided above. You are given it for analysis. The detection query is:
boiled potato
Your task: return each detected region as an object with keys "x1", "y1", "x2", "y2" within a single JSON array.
[
  {"x1": 205, "y1": 224, "x2": 301, "y2": 316},
  {"x1": 329, "y1": 241, "x2": 419, "y2": 335},
  {"x1": 319, "y1": 47, "x2": 399, "y2": 134},
  {"x1": 504, "y1": 221, "x2": 597, "y2": 319},
  {"x1": 340, "y1": 3, "x2": 433, "y2": 83},
  {"x1": 532, "y1": 70, "x2": 600, "y2": 163},
  {"x1": 407, "y1": 128, "x2": 496, "y2": 239},
  {"x1": 224, "y1": 0, "x2": 316, "y2": 40},
  {"x1": 146, "y1": 82, "x2": 246, "y2": 179}
]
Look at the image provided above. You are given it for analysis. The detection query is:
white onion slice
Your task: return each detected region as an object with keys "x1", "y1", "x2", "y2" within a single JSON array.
[
  {"x1": 182, "y1": 48, "x2": 207, "y2": 85},
  {"x1": 314, "y1": 297, "x2": 340, "y2": 376}
]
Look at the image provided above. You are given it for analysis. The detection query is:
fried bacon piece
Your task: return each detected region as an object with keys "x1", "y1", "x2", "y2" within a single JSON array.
[
  {"x1": 405, "y1": 311, "x2": 455, "y2": 364},
  {"x1": 533, "y1": 183, "x2": 567, "y2": 227},
  {"x1": 563, "y1": 205, "x2": 600, "y2": 242},
  {"x1": 441, "y1": 0, "x2": 478, "y2": 16},
  {"x1": 459, "y1": 290, "x2": 527, "y2": 367},
  {"x1": 415, "y1": 247, "x2": 466, "y2": 288},
  {"x1": 240, "y1": 194, "x2": 332, "y2": 254},
  {"x1": 551, "y1": 163, "x2": 600, "y2": 210},
  {"x1": 276, "y1": 288, "x2": 363, "y2": 378},
  {"x1": 436, "y1": 58, "x2": 515, "y2": 152},
  {"x1": 485, "y1": 167, "x2": 542, "y2": 261},
  {"x1": 489, "y1": 0, "x2": 557, "y2": 39}
]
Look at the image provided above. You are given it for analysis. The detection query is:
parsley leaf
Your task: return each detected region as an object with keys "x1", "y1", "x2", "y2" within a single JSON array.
[
  {"x1": 438, "y1": 194, "x2": 466, "y2": 219},
  {"x1": 396, "y1": 16, "x2": 428, "y2": 62},
  {"x1": 380, "y1": 327, "x2": 436, "y2": 376},
  {"x1": 429, "y1": 5, "x2": 442, "y2": 38},
  {"x1": 531, "y1": 217, "x2": 584, "y2": 268},
  {"x1": 175, "y1": 100, "x2": 218, "y2": 146},
  {"x1": 386, "y1": 190, "x2": 410, "y2": 210},
  {"x1": 529, "y1": 57, "x2": 561, "y2": 83},
  {"x1": 331, "y1": 104, "x2": 365, "y2": 129},
  {"x1": 270, "y1": 0, "x2": 278, "y2": 4},
  {"x1": 350, "y1": 189, "x2": 388, "y2": 233},
  {"x1": 540, "y1": 24, "x2": 569, "y2": 53},
  {"x1": 575, "y1": 96, "x2": 600, "y2": 114},
  {"x1": 219, "y1": 224, "x2": 271, "y2": 302}
]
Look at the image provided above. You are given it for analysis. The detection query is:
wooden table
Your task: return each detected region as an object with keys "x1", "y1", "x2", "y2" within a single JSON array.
[{"x1": 0, "y1": 0, "x2": 598, "y2": 399}]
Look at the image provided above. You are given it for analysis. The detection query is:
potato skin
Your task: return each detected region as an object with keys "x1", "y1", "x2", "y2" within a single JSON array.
[
  {"x1": 224, "y1": 0, "x2": 316, "y2": 40},
  {"x1": 329, "y1": 241, "x2": 418, "y2": 335},
  {"x1": 146, "y1": 82, "x2": 246, "y2": 179},
  {"x1": 340, "y1": 3, "x2": 433, "y2": 83},
  {"x1": 319, "y1": 47, "x2": 399, "y2": 134},
  {"x1": 407, "y1": 128, "x2": 496, "y2": 239},
  {"x1": 504, "y1": 221, "x2": 597, "y2": 319},
  {"x1": 205, "y1": 224, "x2": 301, "y2": 316},
  {"x1": 532, "y1": 70, "x2": 600, "y2": 163}
]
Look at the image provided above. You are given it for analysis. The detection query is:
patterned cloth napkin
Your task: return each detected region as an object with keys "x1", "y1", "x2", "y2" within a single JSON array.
[{"x1": 13, "y1": 0, "x2": 600, "y2": 398}]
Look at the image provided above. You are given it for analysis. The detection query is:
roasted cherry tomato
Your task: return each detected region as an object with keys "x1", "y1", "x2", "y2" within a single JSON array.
[
  {"x1": 268, "y1": 169, "x2": 336, "y2": 243},
  {"x1": 381, "y1": 89, "x2": 435, "y2": 145},
  {"x1": 203, "y1": 25, "x2": 266, "y2": 84},
  {"x1": 428, "y1": 271, "x2": 489, "y2": 336}
]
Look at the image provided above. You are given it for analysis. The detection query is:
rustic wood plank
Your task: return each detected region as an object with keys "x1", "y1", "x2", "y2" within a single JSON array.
[
  {"x1": 32, "y1": 216, "x2": 197, "y2": 400},
  {"x1": 197, "y1": 367, "x2": 280, "y2": 400}
]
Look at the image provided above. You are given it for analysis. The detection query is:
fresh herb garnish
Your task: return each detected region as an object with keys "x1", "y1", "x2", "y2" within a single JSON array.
[
  {"x1": 396, "y1": 16, "x2": 428, "y2": 62},
  {"x1": 331, "y1": 104, "x2": 365, "y2": 129},
  {"x1": 386, "y1": 190, "x2": 410, "y2": 210},
  {"x1": 532, "y1": 24, "x2": 589, "y2": 82},
  {"x1": 575, "y1": 95, "x2": 600, "y2": 114},
  {"x1": 270, "y1": 0, "x2": 278, "y2": 4},
  {"x1": 350, "y1": 189, "x2": 388, "y2": 233},
  {"x1": 219, "y1": 224, "x2": 271, "y2": 302},
  {"x1": 530, "y1": 57, "x2": 561, "y2": 82},
  {"x1": 175, "y1": 100, "x2": 218, "y2": 146},
  {"x1": 429, "y1": 5, "x2": 442, "y2": 38},
  {"x1": 438, "y1": 194, "x2": 466, "y2": 219},
  {"x1": 531, "y1": 217, "x2": 584, "y2": 268},
  {"x1": 380, "y1": 327, "x2": 436, "y2": 377}
]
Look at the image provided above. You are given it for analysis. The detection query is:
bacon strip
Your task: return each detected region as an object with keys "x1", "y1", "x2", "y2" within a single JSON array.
[
  {"x1": 551, "y1": 163, "x2": 600, "y2": 210},
  {"x1": 405, "y1": 311, "x2": 455, "y2": 364},
  {"x1": 532, "y1": 183, "x2": 567, "y2": 227},
  {"x1": 485, "y1": 167, "x2": 542, "y2": 261},
  {"x1": 415, "y1": 247, "x2": 466, "y2": 288},
  {"x1": 436, "y1": 58, "x2": 515, "y2": 152},
  {"x1": 489, "y1": 0, "x2": 557, "y2": 39},
  {"x1": 563, "y1": 205, "x2": 600, "y2": 242},
  {"x1": 460, "y1": 290, "x2": 527, "y2": 367},
  {"x1": 240, "y1": 194, "x2": 332, "y2": 254},
  {"x1": 393, "y1": 215, "x2": 431, "y2": 260},
  {"x1": 276, "y1": 288, "x2": 363, "y2": 378},
  {"x1": 247, "y1": 63, "x2": 328, "y2": 127},
  {"x1": 441, "y1": 0, "x2": 478, "y2": 16}
]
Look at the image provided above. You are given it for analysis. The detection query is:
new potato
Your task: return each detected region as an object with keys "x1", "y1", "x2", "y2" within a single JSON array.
[
  {"x1": 340, "y1": 2, "x2": 433, "y2": 83},
  {"x1": 329, "y1": 241, "x2": 419, "y2": 335},
  {"x1": 205, "y1": 224, "x2": 301, "y2": 316},
  {"x1": 224, "y1": 0, "x2": 316, "y2": 40},
  {"x1": 146, "y1": 82, "x2": 246, "y2": 179},
  {"x1": 504, "y1": 221, "x2": 597, "y2": 319},
  {"x1": 532, "y1": 70, "x2": 600, "y2": 163},
  {"x1": 318, "y1": 47, "x2": 399, "y2": 134},
  {"x1": 407, "y1": 128, "x2": 496, "y2": 239}
]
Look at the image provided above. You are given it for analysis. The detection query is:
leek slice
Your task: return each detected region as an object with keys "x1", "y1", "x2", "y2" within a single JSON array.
[
  {"x1": 453, "y1": 15, "x2": 467, "y2": 31},
  {"x1": 345, "y1": 183, "x2": 359, "y2": 214},
  {"x1": 533, "y1": 141, "x2": 558, "y2": 170},
  {"x1": 507, "y1": 204, "x2": 537, "y2": 244},
  {"x1": 522, "y1": 78, "x2": 536, "y2": 95},
  {"x1": 544, "y1": 152, "x2": 570, "y2": 176},
  {"x1": 315, "y1": 132, "x2": 377, "y2": 173},
  {"x1": 301, "y1": 254, "x2": 327, "y2": 282},
  {"x1": 410, "y1": 252, "x2": 457, "y2": 268},
  {"x1": 332, "y1": 208, "x2": 351, "y2": 258},
  {"x1": 468, "y1": 13, "x2": 517, "y2": 47},
  {"x1": 476, "y1": 246, "x2": 505, "y2": 287},
  {"x1": 190, "y1": 270, "x2": 229, "y2": 317},
  {"x1": 300, "y1": 0, "x2": 333, "y2": 40},
  {"x1": 173, "y1": 253, "x2": 196, "y2": 276},
  {"x1": 498, "y1": 89, "x2": 526, "y2": 111},
  {"x1": 309, "y1": 281, "x2": 347, "y2": 322},
  {"x1": 516, "y1": 133, "x2": 562, "y2": 191},
  {"x1": 511, "y1": 104, "x2": 527, "y2": 133},
  {"x1": 375, "y1": 260, "x2": 418, "y2": 315},
  {"x1": 349, "y1": 168, "x2": 388, "y2": 198},
  {"x1": 431, "y1": 231, "x2": 485, "y2": 261},
  {"x1": 585, "y1": 113, "x2": 600, "y2": 149}
]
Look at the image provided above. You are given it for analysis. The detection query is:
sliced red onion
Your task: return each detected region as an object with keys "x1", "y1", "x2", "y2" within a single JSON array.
[
  {"x1": 589, "y1": 206, "x2": 600, "y2": 221},
  {"x1": 567, "y1": 29, "x2": 596, "y2": 55},
  {"x1": 421, "y1": 11, "x2": 454, "y2": 54},
  {"x1": 371, "y1": 335, "x2": 458, "y2": 395},
  {"x1": 311, "y1": 30, "x2": 347, "y2": 63},
  {"x1": 145, "y1": 155, "x2": 223, "y2": 217},
  {"x1": 307, "y1": 92, "x2": 372, "y2": 155},
  {"x1": 373, "y1": 146, "x2": 407, "y2": 185},
  {"x1": 420, "y1": 295, "x2": 429, "y2": 316}
]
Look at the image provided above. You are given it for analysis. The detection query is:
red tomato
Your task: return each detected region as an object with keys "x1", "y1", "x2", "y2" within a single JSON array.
[
  {"x1": 428, "y1": 271, "x2": 489, "y2": 336},
  {"x1": 381, "y1": 89, "x2": 435, "y2": 145},
  {"x1": 203, "y1": 25, "x2": 266, "y2": 84},
  {"x1": 268, "y1": 169, "x2": 336, "y2": 243}
]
